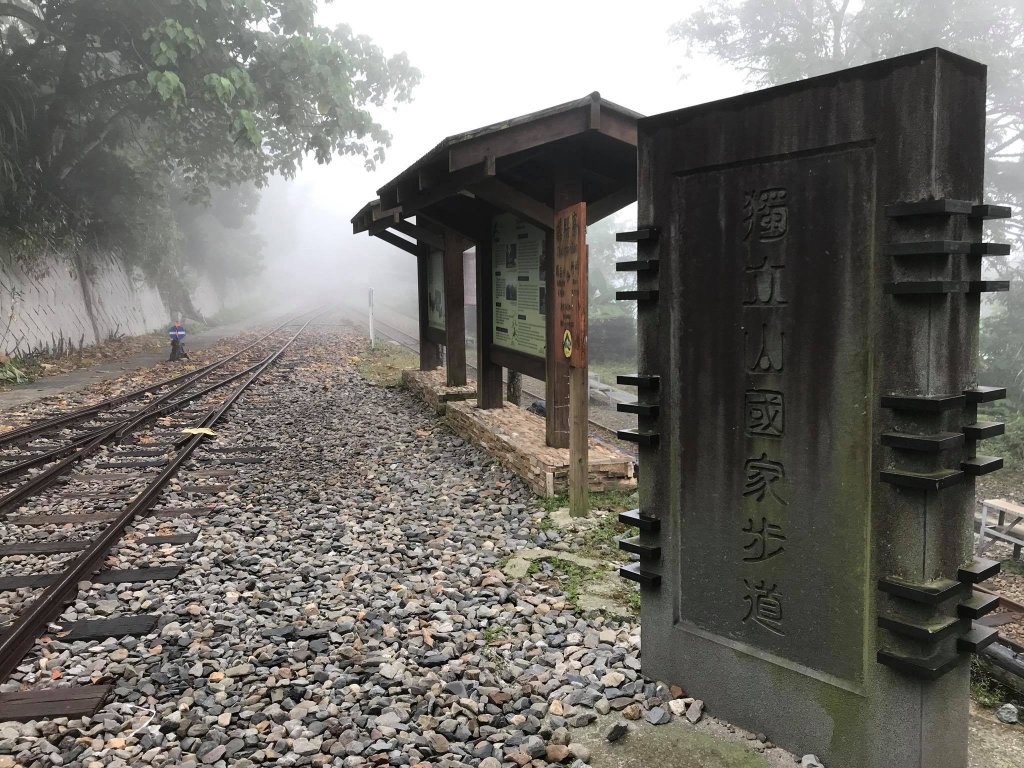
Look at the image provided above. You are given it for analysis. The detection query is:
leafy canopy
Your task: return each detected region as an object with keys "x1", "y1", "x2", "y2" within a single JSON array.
[{"x1": 0, "y1": 0, "x2": 419, "y2": 254}]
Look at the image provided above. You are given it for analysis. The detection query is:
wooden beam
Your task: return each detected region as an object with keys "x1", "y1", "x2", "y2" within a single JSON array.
[
  {"x1": 443, "y1": 230, "x2": 468, "y2": 387},
  {"x1": 586, "y1": 183, "x2": 638, "y2": 225},
  {"x1": 388, "y1": 157, "x2": 496, "y2": 217},
  {"x1": 471, "y1": 179, "x2": 555, "y2": 231},
  {"x1": 545, "y1": 149, "x2": 582, "y2": 449},
  {"x1": 368, "y1": 211, "x2": 400, "y2": 236},
  {"x1": 475, "y1": 235, "x2": 502, "y2": 409},
  {"x1": 374, "y1": 230, "x2": 419, "y2": 257},
  {"x1": 393, "y1": 219, "x2": 445, "y2": 250},
  {"x1": 449, "y1": 106, "x2": 591, "y2": 171},
  {"x1": 417, "y1": 247, "x2": 442, "y2": 370}
]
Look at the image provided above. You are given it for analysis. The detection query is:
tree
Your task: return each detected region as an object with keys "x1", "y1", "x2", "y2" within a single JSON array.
[
  {"x1": 671, "y1": 0, "x2": 1024, "y2": 396},
  {"x1": 0, "y1": 0, "x2": 418, "y2": 256}
]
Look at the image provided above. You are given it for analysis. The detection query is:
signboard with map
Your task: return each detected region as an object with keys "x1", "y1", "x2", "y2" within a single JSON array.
[
  {"x1": 426, "y1": 249, "x2": 445, "y2": 331},
  {"x1": 492, "y1": 213, "x2": 546, "y2": 358}
]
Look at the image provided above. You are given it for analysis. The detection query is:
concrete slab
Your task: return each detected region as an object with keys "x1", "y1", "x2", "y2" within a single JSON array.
[{"x1": 570, "y1": 712, "x2": 793, "y2": 768}]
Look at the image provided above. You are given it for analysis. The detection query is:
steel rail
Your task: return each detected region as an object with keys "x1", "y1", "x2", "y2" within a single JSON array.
[
  {"x1": 0, "y1": 314, "x2": 303, "y2": 449},
  {"x1": 0, "y1": 352, "x2": 280, "y2": 514},
  {"x1": 0, "y1": 319, "x2": 312, "y2": 682},
  {"x1": 0, "y1": 321, "x2": 302, "y2": 496}
]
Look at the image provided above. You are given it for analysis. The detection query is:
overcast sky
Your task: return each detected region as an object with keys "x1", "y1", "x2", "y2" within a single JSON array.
[{"x1": 259, "y1": 1, "x2": 749, "y2": 302}]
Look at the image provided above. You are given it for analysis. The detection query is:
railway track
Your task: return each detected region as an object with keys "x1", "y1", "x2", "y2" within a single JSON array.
[{"x1": 0, "y1": 313, "x2": 318, "y2": 719}]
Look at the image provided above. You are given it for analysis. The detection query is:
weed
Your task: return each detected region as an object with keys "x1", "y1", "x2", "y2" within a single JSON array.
[
  {"x1": 971, "y1": 656, "x2": 1024, "y2": 709},
  {"x1": 354, "y1": 342, "x2": 418, "y2": 387},
  {"x1": 483, "y1": 625, "x2": 508, "y2": 644},
  {"x1": 999, "y1": 557, "x2": 1024, "y2": 577}
]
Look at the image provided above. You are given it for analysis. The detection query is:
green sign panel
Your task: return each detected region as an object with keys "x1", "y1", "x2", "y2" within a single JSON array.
[
  {"x1": 492, "y1": 213, "x2": 546, "y2": 358},
  {"x1": 426, "y1": 249, "x2": 445, "y2": 331}
]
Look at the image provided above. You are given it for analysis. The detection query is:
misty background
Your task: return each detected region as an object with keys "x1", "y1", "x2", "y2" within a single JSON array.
[{"x1": 254, "y1": 1, "x2": 746, "y2": 310}]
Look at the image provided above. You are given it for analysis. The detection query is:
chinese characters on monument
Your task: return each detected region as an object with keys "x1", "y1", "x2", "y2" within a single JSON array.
[{"x1": 740, "y1": 187, "x2": 789, "y2": 637}]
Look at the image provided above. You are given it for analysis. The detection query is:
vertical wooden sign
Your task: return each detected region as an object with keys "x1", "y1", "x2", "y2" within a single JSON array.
[
  {"x1": 554, "y1": 203, "x2": 587, "y2": 368},
  {"x1": 555, "y1": 202, "x2": 589, "y2": 517}
]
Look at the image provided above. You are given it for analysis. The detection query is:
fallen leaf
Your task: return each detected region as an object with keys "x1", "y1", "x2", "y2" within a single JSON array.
[{"x1": 181, "y1": 427, "x2": 217, "y2": 436}]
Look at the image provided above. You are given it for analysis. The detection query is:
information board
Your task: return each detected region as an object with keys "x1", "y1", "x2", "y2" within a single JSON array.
[
  {"x1": 426, "y1": 249, "x2": 445, "y2": 331},
  {"x1": 492, "y1": 213, "x2": 546, "y2": 358},
  {"x1": 554, "y1": 203, "x2": 587, "y2": 368}
]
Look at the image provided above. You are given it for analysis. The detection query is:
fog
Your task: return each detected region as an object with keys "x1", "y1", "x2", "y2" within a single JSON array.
[{"x1": 252, "y1": 1, "x2": 747, "y2": 314}]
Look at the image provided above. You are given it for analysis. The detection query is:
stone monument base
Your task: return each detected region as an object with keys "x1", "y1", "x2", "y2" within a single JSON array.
[
  {"x1": 445, "y1": 399, "x2": 636, "y2": 497},
  {"x1": 401, "y1": 368, "x2": 477, "y2": 414}
]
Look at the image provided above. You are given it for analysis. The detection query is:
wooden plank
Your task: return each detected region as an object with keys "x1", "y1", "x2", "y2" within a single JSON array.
[
  {"x1": 475, "y1": 234, "x2": 503, "y2": 409},
  {"x1": 9, "y1": 512, "x2": 120, "y2": 527},
  {"x1": 212, "y1": 456, "x2": 265, "y2": 465},
  {"x1": 178, "y1": 484, "x2": 229, "y2": 494},
  {"x1": 586, "y1": 182, "x2": 637, "y2": 225},
  {"x1": 417, "y1": 247, "x2": 442, "y2": 370},
  {"x1": 141, "y1": 533, "x2": 198, "y2": 545},
  {"x1": 205, "y1": 445, "x2": 275, "y2": 454},
  {"x1": 545, "y1": 152, "x2": 581, "y2": 449},
  {"x1": 62, "y1": 614, "x2": 159, "y2": 641},
  {"x1": 490, "y1": 346, "x2": 546, "y2": 382},
  {"x1": 394, "y1": 157, "x2": 496, "y2": 215},
  {"x1": 67, "y1": 473, "x2": 136, "y2": 482},
  {"x1": 0, "y1": 685, "x2": 112, "y2": 722},
  {"x1": 443, "y1": 229, "x2": 468, "y2": 387},
  {"x1": 61, "y1": 491, "x2": 136, "y2": 500},
  {"x1": 554, "y1": 203, "x2": 588, "y2": 369},
  {"x1": 109, "y1": 447, "x2": 170, "y2": 457},
  {"x1": 0, "y1": 540, "x2": 87, "y2": 556},
  {"x1": 569, "y1": 366, "x2": 590, "y2": 517},
  {"x1": 423, "y1": 325, "x2": 446, "y2": 346},
  {"x1": 94, "y1": 566, "x2": 182, "y2": 584},
  {"x1": 471, "y1": 179, "x2": 555, "y2": 231},
  {"x1": 448, "y1": 106, "x2": 591, "y2": 172},
  {"x1": 95, "y1": 458, "x2": 167, "y2": 469},
  {"x1": 555, "y1": 202, "x2": 589, "y2": 517},
  {"x1": 150, "y1": 507, "x2": 203, "y2": 519},
  {"x1": 0, "y1": 573, "x2": 54, "y2": 590},
  {"x1": 393, "y1": 219, "x2": 445, "y2": 250},
  {"x1": 374, "y1": 229, "x2": 419, "y2": 257}
]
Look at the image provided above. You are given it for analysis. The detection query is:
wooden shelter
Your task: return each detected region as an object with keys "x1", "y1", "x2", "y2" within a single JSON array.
[{"x1": 351, "y1": 92, "x2": 641, "y2": 448}]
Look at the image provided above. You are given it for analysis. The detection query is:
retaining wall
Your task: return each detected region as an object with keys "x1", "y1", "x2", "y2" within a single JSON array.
[{"x1": 0, "y1": 248, "x2": 239, "y2": 357}]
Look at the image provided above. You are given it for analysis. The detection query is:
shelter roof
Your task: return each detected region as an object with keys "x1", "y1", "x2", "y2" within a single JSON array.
[{"x1": 352, "y1": 92, "x2": 642, "y2": 244}]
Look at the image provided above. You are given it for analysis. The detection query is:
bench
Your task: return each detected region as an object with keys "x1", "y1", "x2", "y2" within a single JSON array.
[{"x1": 977, "y1": 498, "x2": 1024, "y2": 559}]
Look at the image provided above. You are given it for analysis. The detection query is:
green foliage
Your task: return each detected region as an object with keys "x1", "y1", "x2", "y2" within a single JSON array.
[
  {"x1": 0, "y1": 359, "x2": 26, "y2": 383},
  {"x1": 0, "y1": 0, "x2": 419, "y2": 284}
]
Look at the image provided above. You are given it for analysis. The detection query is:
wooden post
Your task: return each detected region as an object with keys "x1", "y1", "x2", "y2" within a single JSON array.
[
  {"x1": 546, "y1": 158, "x2": 581, "y2": 449},
  {"x1": 475, "y1": 231, "x2": 503, "y2": 409},
  {"x1": 442, "y1": 230, "x2": 467, "y2": 387},
  {"x1": 555, "y1": 203, "x2": 589, "y2": 517},
  {"x1": 416, "y1": 247, "x2": 441, "y2": 370},
  {"x1": 506, "y1": 371, "x2": 522, "y2": 405}
]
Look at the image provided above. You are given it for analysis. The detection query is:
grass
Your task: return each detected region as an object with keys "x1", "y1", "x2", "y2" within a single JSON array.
[
  {"x1": 482, "y1": 624, "x2": 508, "y2": 644},
  {"x1": 999, "y1": 557, "x2": 1024, "y2": 577},
  {"x1": 353, "y1": 342, "x2": 418, "y2": 388},
  {"x1": 588, "y1": 360, "x2": 636, "y2": 392},
  {"x1": 538, "y1": 488, "x2": 636, "y2": 515},
  {"x1": 971, "y1": 656, "x2": 1024, "y2": 709},
  {"x1": 545, "y1": 558, "x2": 593, "y2": 606}
]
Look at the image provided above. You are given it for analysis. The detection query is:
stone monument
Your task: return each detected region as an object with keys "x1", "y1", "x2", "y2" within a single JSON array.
[{"x1": 616, "y1": 49, "x2": 1011, "y2": 768}]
